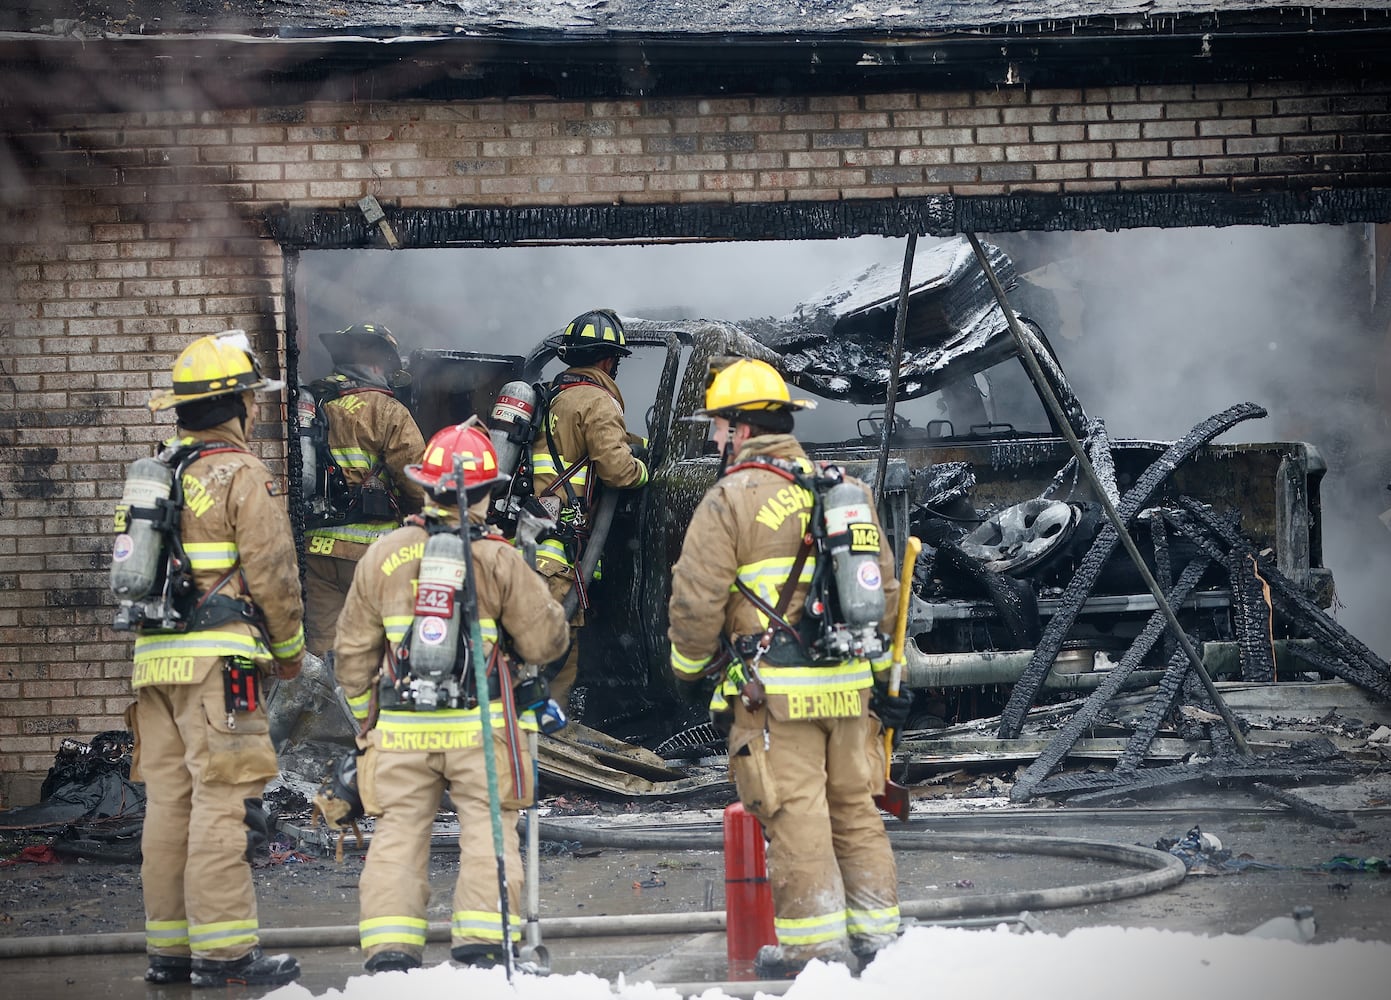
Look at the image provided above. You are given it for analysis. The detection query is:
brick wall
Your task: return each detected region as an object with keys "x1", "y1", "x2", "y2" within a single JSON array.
[{"x1": 1, "y1": 79, "x2": 1388, "y2": 804}]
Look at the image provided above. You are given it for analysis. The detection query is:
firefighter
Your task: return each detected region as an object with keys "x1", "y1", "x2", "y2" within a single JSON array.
[
  {"x1": 666, "y1": 358, "x2": 912, "y2": 978},
  {"x1": 530, "y1": 308, "x2": 649, "y2": 714},
  {"x1": 334, "y1": 421, "x2": 569, "y2": 973},
  {"x1": 132, "y1": 331, "x2": 304, "y2": 987},
  {"x1": 303, "y1": 322, "x2": 427, "y2": 655}
]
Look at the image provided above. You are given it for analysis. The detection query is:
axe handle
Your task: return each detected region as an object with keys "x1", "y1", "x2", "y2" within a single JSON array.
[{"x1": 883, "y1": 537, "x2": 922, "y2": 773}]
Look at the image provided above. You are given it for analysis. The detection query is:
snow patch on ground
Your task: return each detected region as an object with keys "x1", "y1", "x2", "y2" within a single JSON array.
[{"x1": 264, "y1": 924, "x2": 1391, "y2": 1000}]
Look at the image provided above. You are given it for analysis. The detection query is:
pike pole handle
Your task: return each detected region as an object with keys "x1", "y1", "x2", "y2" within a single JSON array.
[
  {"x1": 459, "y1": 511, "x2": 513, "y2": 982},
  {"x1": 883, "y1": 536, "x2": 922, "y2": 774}
]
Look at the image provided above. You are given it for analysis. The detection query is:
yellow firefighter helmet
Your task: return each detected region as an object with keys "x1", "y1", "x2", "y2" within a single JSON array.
[{"x1": 148, "y1": 330, "x2": 284, "y2": 412}]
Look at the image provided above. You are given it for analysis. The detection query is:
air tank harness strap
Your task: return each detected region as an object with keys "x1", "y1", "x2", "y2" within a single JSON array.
[
  {"x1": 723, "y1": 455, "x2": 810, "y2": 485},
  {"x1": 136, "y1": 441, "x2": 253, "y2": 634},
  {"x1": 728, "y1": 535, "x2": 813, "y2": 709},
  {"x1": 187, "y1": 592, "x2": 264, "y2": 631},
  {"x1": 539, "y1": 379, "x2": 598, "y2": 516}
]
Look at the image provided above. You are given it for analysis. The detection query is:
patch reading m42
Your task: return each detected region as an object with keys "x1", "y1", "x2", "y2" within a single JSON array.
[{"x1": 850, "y1": 523, "x2": 880, "y2": 553}]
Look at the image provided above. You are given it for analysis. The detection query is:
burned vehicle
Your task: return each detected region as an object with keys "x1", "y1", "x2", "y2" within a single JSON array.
[{"x1": 406, "y1": 237, "x2": 1369, "y2": 754}]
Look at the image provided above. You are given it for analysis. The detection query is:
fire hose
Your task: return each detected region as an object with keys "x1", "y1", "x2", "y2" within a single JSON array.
[{"x1": 0, "y1": 825, "x2": 1185, "y2": 959}]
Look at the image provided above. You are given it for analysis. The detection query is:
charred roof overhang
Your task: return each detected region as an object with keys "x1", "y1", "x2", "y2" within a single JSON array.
[
  {"x1": 3, "y1": 20, "x2": 1391, "y2": 112},
  {"x1": 265, "y1": 189, "x2": 1391, "y2": 250}
]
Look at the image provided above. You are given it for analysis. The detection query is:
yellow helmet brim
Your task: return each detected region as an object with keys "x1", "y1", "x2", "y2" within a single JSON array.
[
  {"x1": 693, "y1": 397, "x2": 817, "y2": 418},
  {"x1": 147, "y1": 375, "x2": 284, "y2": 412}
]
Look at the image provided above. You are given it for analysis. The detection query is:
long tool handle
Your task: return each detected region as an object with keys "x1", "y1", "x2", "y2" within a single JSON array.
[
  {"x1": 524, "y1": 729, "x2": 543, "y2": 952},
  {"x1": 883, "y1": 536, "x2": 922, "y2": 775},
  {"x1": 875, "y1": 233, "x2": 917, "y2": 505},
  {"x1": 459, "y1": 512, "x2": 513, "y2": 981}
]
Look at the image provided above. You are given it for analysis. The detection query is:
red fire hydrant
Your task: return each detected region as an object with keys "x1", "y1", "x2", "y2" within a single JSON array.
[{"x1": 724, "y1": 801, "x2": 775, "y2": 963}]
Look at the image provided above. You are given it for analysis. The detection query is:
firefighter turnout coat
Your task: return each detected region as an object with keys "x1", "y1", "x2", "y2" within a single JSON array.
[
  {"x1": 529, "y1": 363, "x2": 648, "y2": 708},
  {"x1": 303, "y1": 378, "x2": 427, "y2": 654},
  {"x1": 128, "y1": 417, "x2": 305, "y2": 964},
  {"x1": 667, "y1": 433, "x2": 902, "y2": 963},
  {"x1": 333, "y1": 502, "x2": 568, "y2": 964},
  {"x1": 531, "y1": 363, "x2": 648, "y2": 570}
]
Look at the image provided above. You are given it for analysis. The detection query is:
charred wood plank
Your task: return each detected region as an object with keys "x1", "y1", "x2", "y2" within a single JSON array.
[
  {"x1": 997, "y1": 402, "x2": 1267, "y2": 740},
  {"x1": 1183, "y1": 673, "x2": 1241, "y2": 759},
  {"x1": 1172, "y1": 499, "x2": 1391, "y2": 700},
  {"x1": 1229, "y1": 550, "x2": 1278, "y2": 683},
  {"x1": 1010, "y1": 554, "x2": 1213, "y2": 802},
  {"x1": 1115, "y1": 645, "x2": 1197, "y2": 775},
  {"x1": 1208, "y1": 779, "x2": 1359, "y2": 830},
  {"x1": 1084, "y1": 417, "x2": 1120, "y2": 507},
  {"x1": 1289, "y1": 643, "x2": 1364, "y2": 688},
  {"x1": 1035, "y1": 764, "x2": 1204, "y2": 801},
  {"x1": 1148, "y1": 509, "x2": 1176, "y2": 670},
  {"x1": 1035, "y1": 739, "x2": 1356, "y2": 803}
]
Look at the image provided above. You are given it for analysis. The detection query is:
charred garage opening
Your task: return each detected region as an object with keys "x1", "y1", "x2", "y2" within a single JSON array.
[{"x1": 269, "y1": 220, "x2": 1391, "y2": 811}]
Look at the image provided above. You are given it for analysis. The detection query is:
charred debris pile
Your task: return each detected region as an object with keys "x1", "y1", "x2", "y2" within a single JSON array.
[{"x1": 737, "y1": 236, "x2": 1391, "y2": 821}]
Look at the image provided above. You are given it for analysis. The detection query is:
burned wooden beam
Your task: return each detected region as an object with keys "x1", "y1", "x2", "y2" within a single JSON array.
[
  {"x1": 1009, "y1": 553, "x2": 1215, "y2": 802},
  {"x1": 1228, "y1": 550, "x2": 1278, "y2": 683},
  {"x1": 1115, "y1": 646, "x2": 1196, "y2": 775},
  {"x1": 1204, "y1": 778, "x2": 1358, "y2": 831},
  {"x1": 997, "y1": 402, "x2": 1267, "y2": 740},
  {"x1": 1171, "y1": 499, "x2": 1391, "y2": 700},
  {"x1": 1034, "y1": 739, "x2": 1359, "y2": 805}
]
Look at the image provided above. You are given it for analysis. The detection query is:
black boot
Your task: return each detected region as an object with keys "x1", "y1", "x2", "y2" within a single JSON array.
[
  {"x1": 754, "y1": 944, "x2": 809, "y2": 979},
  {"x1": 851, "y1": 926, "x2": 904, "y2": 973},
  {"x1": 754, "y1": 943, "x2": 853, "y2": 979},
  {"x1": 190, "y1": 947, "x2": 300, "y2": 988},
  {"x1": 364, "y1": 949, "x2": 421, "y2": 973},
  {"x1": 451, "y1": 943, "x2": 546, "y2": 975},
  {"x1": 145, "y1": 954, "x2": 192, "y2": 984}
]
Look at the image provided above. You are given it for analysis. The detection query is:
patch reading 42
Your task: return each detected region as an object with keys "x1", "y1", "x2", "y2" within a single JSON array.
[{"x1": 414, "y1": 582, "x2": 455, "y2": 617}]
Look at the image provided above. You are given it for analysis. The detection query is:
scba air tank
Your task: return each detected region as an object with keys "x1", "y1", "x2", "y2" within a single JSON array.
[
  {"x1": 110, "y1": 456, "x2": 174, "y2": 600},
  {"x1": 821, "y1": 479, "x2": 885, "y2": 648},
  {"x1": 488, "y1": 380, "x2": 538, "y2": 479},
  {"x1": 405, "y1": 532, "x2": 467, "y2": 707},
  {"x1": 296, "y1": 390, "x2": 318, "y2": 497}
]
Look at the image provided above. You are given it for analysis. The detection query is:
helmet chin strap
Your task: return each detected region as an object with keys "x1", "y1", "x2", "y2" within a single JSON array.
[{"x1": 717, "y1": 421, "x2": 737, "y2": 475}]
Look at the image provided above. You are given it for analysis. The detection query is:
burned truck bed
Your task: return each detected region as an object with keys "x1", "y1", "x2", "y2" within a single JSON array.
[{"x1": 404, "y1": 237, "x2": 1388, "y2": 803}]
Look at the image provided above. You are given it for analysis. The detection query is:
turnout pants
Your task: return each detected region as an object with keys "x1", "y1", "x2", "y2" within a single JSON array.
[
  {"x1": 357, "y1": 726, "x2": 533, "y2": 962},
  {"x1": 729, "y1": 703, "x2": 900, "y2": 961},
  {"x1": 132, "y1": 664, "x2": 279, "y2": 961},
  {"x1": 305, "y1": 553, "x2": 360, "y2": 656}
]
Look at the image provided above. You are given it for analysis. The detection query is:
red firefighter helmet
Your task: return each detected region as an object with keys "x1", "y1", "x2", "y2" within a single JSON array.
[{"x1": 406, "y1": 419, "x2": 509, "y2": 498}]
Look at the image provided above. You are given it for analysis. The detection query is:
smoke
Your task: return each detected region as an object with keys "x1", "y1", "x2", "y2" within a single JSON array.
[
  {"x1": 295, "y1": 239, "x2": 903, "y2": 377},
  {"x1": 299, "y1": 227, "x2": 1391, "y2": 657},
  {"x1": 995, "y1": 226, "x2": 1391, "y2": 659}
]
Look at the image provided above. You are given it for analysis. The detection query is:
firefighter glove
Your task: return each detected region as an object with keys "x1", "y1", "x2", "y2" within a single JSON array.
[
  {"x1": 629, "y1": 441, "x2": 650, "y2": 466},
  {"x1": 871, "y1": 682, "x2": 913, "y2": 735},
  {"x1": 271, "y1": 653, "x2": 303, "y2": 681}
]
